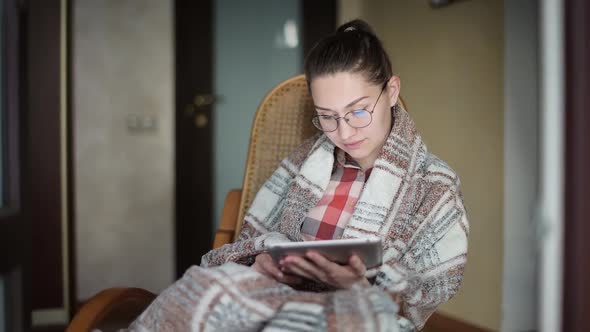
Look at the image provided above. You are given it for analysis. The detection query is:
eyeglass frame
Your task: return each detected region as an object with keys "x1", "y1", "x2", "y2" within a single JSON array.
[{"x1": 311, "y1": 82, "x2": 387, "y2": 133}]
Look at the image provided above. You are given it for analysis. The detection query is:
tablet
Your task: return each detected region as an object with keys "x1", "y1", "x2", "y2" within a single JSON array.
[{"x1": 266, "y1": 238, "x2": 383, "y2": 269}]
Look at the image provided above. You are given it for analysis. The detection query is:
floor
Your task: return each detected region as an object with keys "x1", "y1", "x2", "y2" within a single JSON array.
[{"x1": 32, "y1": 325, "x2": 66, "y2": 332}]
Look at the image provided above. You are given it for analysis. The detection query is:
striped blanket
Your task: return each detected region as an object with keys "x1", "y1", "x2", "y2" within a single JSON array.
[{"x1": 127, "y1": 106, "x2": 469, "y2": 331}]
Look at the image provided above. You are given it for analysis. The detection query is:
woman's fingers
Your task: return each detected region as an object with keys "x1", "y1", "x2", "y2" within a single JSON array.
[
  {"x1": 279, "y1": 252, "x2": 369, "y2": 289},
  {"x1": 306, "y1": 251, "x2": 362, "y2": 279},
  {"x1": 282, "y1": 255, "x2": 327, "y2": 281},
  {"x1": 265, "y1": 262, "x2": 285, "y2": 279},
  {"x1": 305, "y1": 250, "x2": 334, "y2": 268},
  {"x1": 306, "y1": 251, "x2": 368, "y2": 289},
  {"x1": 281, "y1": 262, "x2": 315, "y2": 280},
  {"x1": 254, "y1": 253, "x2": 284, "y2": 279},
  {"x1": 348, "y1": 254, "x2": 367, "y2": 277},
  {"x1": 252, "y1": 253, "x2": 304, "y2": 285},
  {"x1": 304, "y1": 251, "x2": 344, "y2": 278},
  {"x1": 279, "y1": 273, "x2": 303, "y2": 285}
]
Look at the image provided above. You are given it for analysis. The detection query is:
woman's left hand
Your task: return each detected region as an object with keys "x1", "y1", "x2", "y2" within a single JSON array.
[{"x1": 279, "y1": 251, "x2": 370, "y2": 289}]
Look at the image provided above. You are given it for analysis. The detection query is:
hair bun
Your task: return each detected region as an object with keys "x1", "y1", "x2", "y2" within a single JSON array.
[
  {"x1": 304, "y1": 18, "x2": 393, "y2": 86},
  {"x1": 336, "y1": 19, "x2": 376, "y2": 36}
]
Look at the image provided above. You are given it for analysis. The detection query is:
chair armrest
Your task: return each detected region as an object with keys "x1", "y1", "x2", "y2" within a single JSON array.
[
  {"x1": 66, "y1": 287, "x2": 156, "y2": 332},
  {"x1": 213, "y1": 189, "x2": 242, "y2": 248}
]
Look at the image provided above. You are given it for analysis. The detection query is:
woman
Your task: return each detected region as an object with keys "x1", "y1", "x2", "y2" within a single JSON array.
[{"x1": 128, "y1": 19, "x2": 468, "y2": 332}]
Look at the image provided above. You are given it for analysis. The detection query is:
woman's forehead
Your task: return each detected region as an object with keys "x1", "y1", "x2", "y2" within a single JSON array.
[{"x1": 310, "y1": 73, "x2": 379, "y2": 107}]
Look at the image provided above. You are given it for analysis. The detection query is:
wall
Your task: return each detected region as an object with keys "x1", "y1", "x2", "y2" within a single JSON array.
[
  {"x1": 340, "y1": 1, "x2": 504, "y2": 330},
  {"x1": 502, "y1": 0, "x2": 539, "y2": 330},
  {"x1": 73, "y1": 0, "x2": 174, "y2": 300},
  {"x1": 213, "y1": 0, "x2": 302, "y2": 227}
]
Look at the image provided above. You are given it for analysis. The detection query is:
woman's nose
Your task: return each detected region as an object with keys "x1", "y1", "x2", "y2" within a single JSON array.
[{"x1": 337, "y1": 120, "x2": 356, "y2": 140}]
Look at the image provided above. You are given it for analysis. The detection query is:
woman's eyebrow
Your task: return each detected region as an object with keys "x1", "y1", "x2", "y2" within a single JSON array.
[{"x1": 314, "y1": 96, "x2": 370, "y2": 111}]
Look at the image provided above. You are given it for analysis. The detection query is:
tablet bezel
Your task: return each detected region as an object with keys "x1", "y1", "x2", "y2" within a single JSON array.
[{"x1": 266, "y1": 238, "x2": 383, "y2": 269}]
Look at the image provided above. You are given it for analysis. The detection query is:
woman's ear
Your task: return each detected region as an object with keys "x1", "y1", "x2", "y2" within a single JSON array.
[{"x1": 386, "y1": 76, "x2": 401, "y2": 107}]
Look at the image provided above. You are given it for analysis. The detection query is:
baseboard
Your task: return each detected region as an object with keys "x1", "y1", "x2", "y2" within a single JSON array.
[{"x1": 424, "y1": 312, "x2": 492, "y2": 332}]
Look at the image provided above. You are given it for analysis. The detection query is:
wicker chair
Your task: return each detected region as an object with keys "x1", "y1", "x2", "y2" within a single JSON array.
[{"x1": 66, "y1": 74, "x2": 407, "y2": 331}]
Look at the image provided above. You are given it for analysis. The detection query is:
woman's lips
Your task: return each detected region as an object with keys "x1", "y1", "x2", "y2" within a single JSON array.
[{"x1": 343, "y1": 139, "x2": 365, "y2": 150}]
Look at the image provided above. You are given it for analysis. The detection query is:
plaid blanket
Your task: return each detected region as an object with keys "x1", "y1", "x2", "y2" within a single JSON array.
[{"x1": 127, "y1": 106, "x2": 468, "y2": 331}]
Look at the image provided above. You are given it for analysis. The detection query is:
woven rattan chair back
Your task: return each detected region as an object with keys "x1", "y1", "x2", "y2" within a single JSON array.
[
  {"x1": 233, "y1": 74, "x2": 316, "y2": 238},
  {"x1": 232, "y1": 74, "x2": 407, "y2": 239}
]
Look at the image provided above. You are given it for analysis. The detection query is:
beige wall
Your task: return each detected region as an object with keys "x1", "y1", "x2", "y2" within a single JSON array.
[
  {"x1": 73, "y1": 0, "x2": 174, "y2": 300},
  {"x1": 340, "y1": 1, "x2": 504, "y2": 330}
]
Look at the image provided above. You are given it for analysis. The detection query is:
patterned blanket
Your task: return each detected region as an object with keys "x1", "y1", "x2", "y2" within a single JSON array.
[{"x1": 127, "y1": 106, "x2": 469, "y2": 331}]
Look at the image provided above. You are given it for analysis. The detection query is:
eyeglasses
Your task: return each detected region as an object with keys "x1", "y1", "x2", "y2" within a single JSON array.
[{"x1": 311, "y1": 83, "x2": 386, "y2": 132}]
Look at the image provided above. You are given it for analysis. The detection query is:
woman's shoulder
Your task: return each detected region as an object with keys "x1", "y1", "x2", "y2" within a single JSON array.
[{"x1": 419, "y1": 152, "x2": 461, "y2": 187}]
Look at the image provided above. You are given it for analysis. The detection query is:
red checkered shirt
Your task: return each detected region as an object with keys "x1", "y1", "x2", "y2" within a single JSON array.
[{"x1": 300, "y1": 148, "x2": 372, "y2": 241}]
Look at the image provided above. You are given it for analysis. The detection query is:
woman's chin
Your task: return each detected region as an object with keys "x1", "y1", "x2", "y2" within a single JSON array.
[{"x1": 345, "y1": 150, "x2": 369, "y2": 163}]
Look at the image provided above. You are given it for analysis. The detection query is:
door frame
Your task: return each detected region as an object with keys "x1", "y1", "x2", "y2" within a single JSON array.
[
  {"x1": 562, "y1": 0, "x2": 590, "y2": 331},
  {"x1": 25, "y1": 0, "x2": 74, "y2": 327},
  {"x1": 174, "y1": 0, "x2": 215, "y2": 277},
  {"x1": 0, "y1": 0, "x2": 31, "y2": 330}
]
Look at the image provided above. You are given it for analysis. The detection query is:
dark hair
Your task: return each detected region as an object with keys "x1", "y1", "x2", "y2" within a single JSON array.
[{"x1": 304, "y1": 19, "x2": 393, "y2": 86}]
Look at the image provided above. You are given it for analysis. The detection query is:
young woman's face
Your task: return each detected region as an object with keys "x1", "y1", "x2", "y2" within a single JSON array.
[{"x1": 310, "y1": 72, "x2": 400, "y2": 170}]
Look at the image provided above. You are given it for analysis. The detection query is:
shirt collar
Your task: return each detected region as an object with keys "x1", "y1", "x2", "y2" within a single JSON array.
[{"x1": 335, "y1": 148, "x2": 362, "y2": 169}]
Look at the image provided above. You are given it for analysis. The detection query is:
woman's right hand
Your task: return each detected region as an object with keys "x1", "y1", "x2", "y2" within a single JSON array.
[{"x1": 252, "y1": 252, "x2": 302, "y2": 285}]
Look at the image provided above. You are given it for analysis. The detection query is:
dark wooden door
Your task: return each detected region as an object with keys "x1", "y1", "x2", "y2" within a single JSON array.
[
  {"x1": 174, "y1": 0, "x2": 215, "y2": 276},
  {"x1": 173, "y1": 0, "x2": 336, "y2": 278},
  {"x1": 0, "y1": 0, "x2": 31, "y2": 331}
]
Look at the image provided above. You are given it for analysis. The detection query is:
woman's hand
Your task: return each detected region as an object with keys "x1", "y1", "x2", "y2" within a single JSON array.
[
  {"x1": 251, "y1": 252, "x2": 302, "y2": 285},
  {"x1": 280, "y1": 251, "x2": 370, "y2": 289}
]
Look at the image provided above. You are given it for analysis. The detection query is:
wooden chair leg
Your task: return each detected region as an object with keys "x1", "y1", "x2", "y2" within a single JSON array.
[
  {"x1": 213, "y1": 189, "x2": 242, "y2": 248},
  {"x1": 66, "y1": 287, "x2": 156, "y2": 332}
]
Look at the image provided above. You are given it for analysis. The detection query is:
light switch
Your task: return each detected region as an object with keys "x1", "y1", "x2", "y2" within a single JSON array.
[
  {"x1": 127, "y1": 114, "x2": 157, "y2": 133},
  {"x1": 127, "y1": 114, "x2": 139, "y2": 130},
  {"x1": 141, "y1": 115, "x2": 156, "y2": 130}
]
